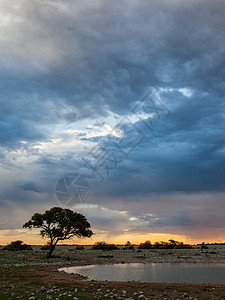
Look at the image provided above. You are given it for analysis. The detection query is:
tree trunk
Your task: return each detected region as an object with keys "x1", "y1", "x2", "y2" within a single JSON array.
[{"x1": 46, "y1": 243, "x2": 56, "y2": 258}]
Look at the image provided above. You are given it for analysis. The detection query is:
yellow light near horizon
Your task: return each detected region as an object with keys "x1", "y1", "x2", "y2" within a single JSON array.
[
  {"x1": 0, "y1": 230, "x2": 191, "y2": 246},
  {"x1": 1, "y1": 229, "x2": 224, "y2": 246}
]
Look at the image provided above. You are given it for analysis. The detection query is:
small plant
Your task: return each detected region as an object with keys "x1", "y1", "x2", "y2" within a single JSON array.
[
  {"x1": 40, "y1": 243, "x2": 50, "y2": 251},
  {"x1": 201, "y1": 242, "x2": 208, "y2": 250},
  {"x1": 76, "y1": 245, "x2": 84, "y2": 250},
  {"x1": 3, "y1": 240, "x2": 32, "y2": 251},
  {"x1": 124, "y1": 241, "x2": 134, "y2": 250}
]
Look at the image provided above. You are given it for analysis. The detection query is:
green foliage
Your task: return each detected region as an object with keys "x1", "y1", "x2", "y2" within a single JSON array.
[
  {"x1": 92, "y1": 241, "x2": 118, "y2": 250},
  {"x1": 23, "y1": 207, "x2": 93, "y2": 240},
  {"x1": 3, "y1": 240, "x2": 32, "y2": 251},
  {"x1": 23, "y1": 207, "x2": 93, "y2": 258},
  {"x1": 175, "y1": 242, "x2": 192, "y2": 249},
  {"x1": 139, "y1": 240, "x2": 192, "y2": 250},
  {"x1": 124, "y1": 241, "x2": 134, "y2": 250},
  {"x1": 139, "y1": 240, "x2": 152, "y2": 249},
  {"x1": 153, "y1": 240, "x2": 192, "y2": 249}
]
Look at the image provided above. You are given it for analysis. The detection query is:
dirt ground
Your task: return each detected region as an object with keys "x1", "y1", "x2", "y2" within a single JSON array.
[{"x1": 1, "y1": 245, "x2": 225, "y2": 299}]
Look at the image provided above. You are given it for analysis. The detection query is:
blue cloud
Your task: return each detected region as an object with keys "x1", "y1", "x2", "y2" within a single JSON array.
[{"x1": 0, "y1": 0, "x2": 225, "y2": 239}]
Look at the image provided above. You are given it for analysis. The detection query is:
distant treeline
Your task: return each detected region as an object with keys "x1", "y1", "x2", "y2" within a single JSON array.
[
  {"x1": 91, "y1": 239, "x2": 192, "y2": 250},
  {"x1": 138, "y1": 239, "x2": 192, "y2": 250},
  {"x1": 4, "y1": 239, "x2": 212, "y2": 251},
  {"x1": 197, "y1": 242, "x2": 225, "y2": 245}
]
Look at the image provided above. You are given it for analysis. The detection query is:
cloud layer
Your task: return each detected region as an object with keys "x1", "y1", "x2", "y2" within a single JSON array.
[{"x1": 0, "y1": 0, "x2": 225, "y2": 243}]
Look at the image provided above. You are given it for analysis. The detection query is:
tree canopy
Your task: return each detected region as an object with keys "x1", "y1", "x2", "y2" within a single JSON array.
[
  {"x1": 139, "y1": 239, "x2": 192, "y2": 250},
  {"x1": 3, "y1": 240, "x2": 32, "y2": 251},
  {"x1": 92, "y1": 241, "x2": 118, "y2": 250},
  {"x1": 23, "y1": 207, "x2": 93, "y2": 258}
]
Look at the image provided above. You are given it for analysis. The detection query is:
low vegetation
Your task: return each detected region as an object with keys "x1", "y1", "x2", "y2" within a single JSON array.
[
  {"x1": 76, "y1": 245, "x2": 84, "y2": 250},
  {"x1": 124, "y1": 241, "x2": 134, "y2": 250},
  {"x1": 139, "y1": 239, "x2": 192, "y2": 249},
  {"x1": 139, "y1": 240, "x2": 152, "y2": 249},
  {"x1": 40, "y1": 243, "x2": 51, "y2": 251},
  {"x1": 3, "y1": 240, "x2": 32, "y2": 251},
  {"x1": 92, "y1": 241, "x2": 118, "y2": 250}
]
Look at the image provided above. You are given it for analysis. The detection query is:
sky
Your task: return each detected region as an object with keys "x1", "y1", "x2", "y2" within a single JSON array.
[{"x1": 0, "y1": 0, "x2": 225, "y2": 245}]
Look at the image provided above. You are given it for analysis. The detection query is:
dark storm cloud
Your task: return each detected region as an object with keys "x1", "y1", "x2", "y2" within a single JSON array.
[
  {"x1": 0, "y1": 0, "x2": 225, "y2": 236},
  {"x1": 20, "y1": 181, "x2": 41, "y2": 193},
  {"x1": 1, "y1": 0, "x2": 225, "y2": 145}
]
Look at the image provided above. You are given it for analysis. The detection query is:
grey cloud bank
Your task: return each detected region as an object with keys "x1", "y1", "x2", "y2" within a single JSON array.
[{"x1": 0, "y1": 0, "x2": 225, "y2": 242}]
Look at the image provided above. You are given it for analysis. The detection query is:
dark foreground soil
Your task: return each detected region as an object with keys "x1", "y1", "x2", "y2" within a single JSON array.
[{"x1": 1, "y1": 246, "x2": 225, "y2": 299}]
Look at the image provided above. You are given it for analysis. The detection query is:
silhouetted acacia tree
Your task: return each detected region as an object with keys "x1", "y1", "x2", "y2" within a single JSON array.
[{"x1": 23, "y1": 207, "x2": 93, "y2": 258}]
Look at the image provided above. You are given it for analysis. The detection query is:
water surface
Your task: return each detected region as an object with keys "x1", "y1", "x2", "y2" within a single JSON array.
[{"x1": 60, "y1": 263, "x2": 225, "y2": 284}]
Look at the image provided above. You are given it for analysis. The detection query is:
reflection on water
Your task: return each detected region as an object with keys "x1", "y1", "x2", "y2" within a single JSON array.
[{"x1": 59, "y1": 263, "x2": 225, "y2": 284}]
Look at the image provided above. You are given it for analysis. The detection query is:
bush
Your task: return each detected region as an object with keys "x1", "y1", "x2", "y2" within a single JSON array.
[
  {"x1": 3, "y1": 240, "x2": 32, "y2": 251},
  {"x1": 153, "y1": 240, "x2": 192, "y2": 249},
  {"x1": 201, "y1": 242, "x2": 208, "y2": 250},
  {"x1": 124, "y1": 241, "x2": 134, "y2": 250},
  {"x1": 139, "y1": 240, "x2": 152, "y2": 249},
  {"x1": 138, "y1": 240, "x2": 192, "y2": 250},
  {"x1": 175, "y1": 242, "x2": 192, "y2": 249},
  {"x1": 76, "y1": 245, "x2": 84, "y2": 250},
  {"x1": 92, "y1": 241, "x2": 118, "y2": 250},
  {"x1": 40, "y1": 244, "x2": 50, "y2": 251}
]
